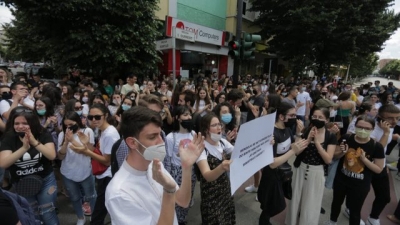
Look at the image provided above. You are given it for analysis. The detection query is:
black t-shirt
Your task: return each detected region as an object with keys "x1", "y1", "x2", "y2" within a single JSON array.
[
  {"x1": 0, "y1": 131, "x2": 54, "y2": 182},
  {"x1": 246, "y1": 95, "x2": 264, "y2": 122},
  {"x1": 300, "y1": 130, "x2": 338, "y2": 165},
  {"x1": 335, "y1": 134, "x2": 385, "y2": 187},
  {"x1": 264, "y1": 127, "x2": 293, "y2": 172}
]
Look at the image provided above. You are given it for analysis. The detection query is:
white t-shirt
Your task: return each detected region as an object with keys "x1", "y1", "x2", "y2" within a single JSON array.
[
  {"x1": 370, "y1": 123, "x2": 393, "y2": 164},
  {"x1": 159, "y1": 90, "x2": 172, "y2": 98},
  {"x1": 375, "y1": 102, "x2": 382, "y2": 110},
  {"x1": 197, "y1": 139, "x2": 233, "y2": 162},
  {"x1": 108, "y1": 105, "x2": 119, "y2": 116},
  {"x1": 121, "y1": 83, "x2": 140, "y2": 95},
  {"x1": 82, "y1": 104, "x2": 89, "y2": 116},
  {"x1": 0, "y1": 98, "x2": 35, "y2": 121},
  {"x1": 296, "y1": 91, "x2": 311, "y2": 116},
  {"x1": 347, "y1": 117, "x2": 357, "y2": 134},
  {"x1": 58, "y1": 128, "x2": 95, "y2": 182},
  {"x1": 106, "y1": 160, "x2": 178, "y2": 225},
  {"x1": 165, "y1": 132, "x2": 194, "y2": 166},
  {"x1": 97, "y1": 125, "x2": 120, "y2": 179},
  {"x1": 357, "y1": 95, "x2": 364, "y2": 103}
]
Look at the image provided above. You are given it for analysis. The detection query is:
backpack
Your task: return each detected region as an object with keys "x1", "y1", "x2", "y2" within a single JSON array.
[
  {"x1": 1, "y1": 188, "x2": 40, "y2": 225},
  {"x1": 110, "y1": 138, "x2": 124, "y2": 176}
]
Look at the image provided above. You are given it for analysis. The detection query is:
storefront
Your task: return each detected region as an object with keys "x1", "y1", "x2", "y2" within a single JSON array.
[{"x1": 157, "y1": 16, "x2": 232, "y2": 80}]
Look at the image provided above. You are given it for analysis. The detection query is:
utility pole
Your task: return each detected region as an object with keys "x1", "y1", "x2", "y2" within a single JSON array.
[{"x1": 233, "y1": 0, "x2": 243, "y2": 87}]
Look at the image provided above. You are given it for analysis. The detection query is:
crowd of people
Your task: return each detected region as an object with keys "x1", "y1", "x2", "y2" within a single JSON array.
[{"x1": 0, "y1": 66, "x2": 400, "y2": 225}]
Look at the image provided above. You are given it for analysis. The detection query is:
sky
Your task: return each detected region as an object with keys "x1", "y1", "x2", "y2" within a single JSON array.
[{"x1": 1, "y1": 2, "x2": 400, "y2": 59}]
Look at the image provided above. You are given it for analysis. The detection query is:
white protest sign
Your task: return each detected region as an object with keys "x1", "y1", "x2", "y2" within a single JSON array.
[{"x1": 230, "y1": 112, "x2": 276, "y2": 195}]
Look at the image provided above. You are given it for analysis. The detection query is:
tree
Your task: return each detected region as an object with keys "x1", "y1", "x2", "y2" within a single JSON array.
[
  {"x1": 251, "y1": 0, "x2": 400, "y2": 76},
  {"x1": 1, "y1": 0, "x2": 161, "y2": 77},
  {"x1": 348, "y1": 53, "x2": 379, "y2": 78},
  {"x1": 379, "y1": 59, "x2": 400, "y2": 76}
]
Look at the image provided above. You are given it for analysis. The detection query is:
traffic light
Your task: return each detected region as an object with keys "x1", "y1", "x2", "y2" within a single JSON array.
[
  {"x1": 228, "y1": 41, "x2": 241, "y2": 59},
  {"x1": 242, "y1": 33, "x2": 262, "y2": 60}
]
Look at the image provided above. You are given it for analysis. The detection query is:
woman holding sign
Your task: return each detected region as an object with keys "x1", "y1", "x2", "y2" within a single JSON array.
[
  {"x1": 258, "y1": 102, "x2": 308, "y2": 225},
  {"x1": 286, "y1": 107, "x2": 337, "y2": 225},
  {"x1": 196, "y1": 113, "x2": 235, "y2": 224}
]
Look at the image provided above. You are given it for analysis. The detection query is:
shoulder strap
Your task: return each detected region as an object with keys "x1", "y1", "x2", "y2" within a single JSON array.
[
  {"x1": 110, "y1": 138, "x2": 123, "y2": 176},
  {"x1": 5, "y1": 99, "x2": 12, "y2": 106}
]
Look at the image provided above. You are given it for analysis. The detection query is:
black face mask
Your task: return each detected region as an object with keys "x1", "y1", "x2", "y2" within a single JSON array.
[
  {"x1": 321, "y1": 92, "x2": 328, "y2": 96},
  {"x1": 68, "y1": 124, "x2": 79, "y2": 133},
  {"x1": 180, "y1": 119, "x2": 193, "y2": 131},
  {"x1": 284, "y1": 118, "x2": 296, "y2": 127},
  {"x1": 253, "y1": 89, "x2": 258, "y2": 95},
  {"x1": 311, "y1": 119, "x2": 325, "y2": 129},
  {"x1": 1, "y1": 92, "x2": 12, "y2": 100}
]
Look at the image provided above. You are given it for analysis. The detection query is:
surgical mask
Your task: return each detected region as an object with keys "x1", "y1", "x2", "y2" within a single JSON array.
[
  {"x1": 82, "y1": 97, "x2": 89, "y2": 103},
  {"x1": 113, "y1": 99, "x2": 121, "y2": 105},
  {"x1": 311, "y1": 119, "x2": 325, "y2": 128},
  {"x1": 134, "y1": 138, "x2": 166, "y2": 161},
  {"x1": 221, "y1": 113, "x2": 233, "y2": 124},
  {"x1": 121, "y1": 104, "x2": 131, "y2": 111},
  {"x1": 355, "y1": 128, "x2": 372, "y2": 139},
  {"x1": 74, "y1": 95, "x2": 80, "y2": 100},
  {"x1": 37, "y1": 109, "x2": 46, "y2": 116},
  {"x1": 301, "y1": 87, "x2": 306, "y2": 92},
  {"x1": 180, "y1": 119, "x2": 193, "y2": 131},
  {"x1": 76, "y1": 110, "x2": 83, "y2": 116},
  {"x1": 210, "y1": 133, "x2": 222, "y2": 142},
  {"x1": 281, "y1": 92, "x2": 287, "y2": 96},
  {"x1": 284, "y1": 118, "x2": 296, "y2": 127}
]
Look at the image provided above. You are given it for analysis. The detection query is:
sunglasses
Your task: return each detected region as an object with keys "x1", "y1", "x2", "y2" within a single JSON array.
[
  {"x1": 87, "y1": 115, "x2": 103, "y2": 121},
  {"x1": 15, "y1": 108, "x2": 33, "y2": 113},
  {"x1": 75, "y1": 106, "x2": 83, "y2": 110}
]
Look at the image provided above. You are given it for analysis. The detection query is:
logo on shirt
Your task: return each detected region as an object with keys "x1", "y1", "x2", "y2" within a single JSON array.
[
  {"x1": 15, "y1": 152, "x2": 44, "y2": 176},
  {"x1": 341, "y1": 147, "x2": 365, "y2": 180}
]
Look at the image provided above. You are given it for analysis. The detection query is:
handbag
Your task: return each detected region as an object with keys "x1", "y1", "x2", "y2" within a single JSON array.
[
  {"x1": 277, "y1": 162, "x2": 293, "y2": 182},
  {"x1": 15, "y1": 175, "x2": 43, "y2": 197},
  {"x1": 91, "y1": 146, "x2": 108, "y2": 175}
]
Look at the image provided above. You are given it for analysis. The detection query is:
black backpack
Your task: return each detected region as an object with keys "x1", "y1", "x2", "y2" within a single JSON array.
[{"x1": 110, "y1": 138, "x2": 123, "y2": 176}]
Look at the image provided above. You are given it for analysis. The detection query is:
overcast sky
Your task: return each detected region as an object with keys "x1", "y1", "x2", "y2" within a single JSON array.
[{"x1": 1, "y1": 2, "x2": 400, "y2": 59}]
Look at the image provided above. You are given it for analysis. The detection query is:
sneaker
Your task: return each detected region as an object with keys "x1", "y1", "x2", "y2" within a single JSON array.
[
  {"x1": 76, "y1": 217, "x2": 86, "y2": 225},
  {"x1": 323, "y1": 220, "x2": 337, "y2": 225},
  {"x1": 396, "y1": 173, "x2": 400, "y2": 181},
  {"x1": 387, "y1": 162, "x2": 398, "y2": 171},
  {"x1": 82, "y1": 202, "x2": 91, "y2": 216},
  {"x1": 255, "y1": 195, "x2": 258, "y2": 202},
  {"x1": 244, "y1": 185, "x2": 258, "y2": 193},
  {"x1": 366, "y1": 217, "x2": 380, "y2": 225},
  {"x1": 343, "y1": 207, "x2": 350, "y2": 219}
]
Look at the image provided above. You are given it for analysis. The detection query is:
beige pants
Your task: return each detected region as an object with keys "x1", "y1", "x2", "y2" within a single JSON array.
[{"x1": 285, "y1": 162, "x2": 325, "y2": 225}]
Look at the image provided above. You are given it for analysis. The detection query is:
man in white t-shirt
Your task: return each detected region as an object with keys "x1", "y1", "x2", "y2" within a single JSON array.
[
  {"x1": 296, "y1": 83, "x2": 311, "y2": 123},
  {"x1": 105, "y1": 107, "x2": 204, "y2": 225},
  {"x1": 121, "y1": 74, "x2": 140, "y2": 98},
  {"x1": 0, "y1": 81, "x2": 34, "y2": 121}
]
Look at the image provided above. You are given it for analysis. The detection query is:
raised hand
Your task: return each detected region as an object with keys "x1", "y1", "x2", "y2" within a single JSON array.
[
  {"x1": 69, "y1": 144, "x2": 87, "y2": 154},
  {"x1": 340, "y1": 141, "x2": 348, "y2": 153},
  {"x1": 296, "y1": 119, "x2": 304, "y2": 134},
  {"x1": 77, "y1": 131, "x2": 90, "y2": 145},
  {"x1": 179, "y1": 132, "x2": 205, "y2": 169},
  {"x1": 20, "y1": 133, "x2": 30, "y2": 151},
  {"x1": 380, "y1": 119, "x2": 391, "y2": 133},
  {"x1": 307, "y1": 127, "x2": 316, "y2": 142},
  {"x1": 152, "y1": 159, "x2": 176, "y2": 191},
  {"x1": 226, "y1": 128, "x2": 238, "y2": 142},
  {"x1": 221, "y1": 160, "x2": 232, "y2": 171},
  {"x1": 291, "y1": 139, "x2": 308, "y2": 155},
  {"x1": 65, "y1": 129, "x2": 75, "y2": 143}
]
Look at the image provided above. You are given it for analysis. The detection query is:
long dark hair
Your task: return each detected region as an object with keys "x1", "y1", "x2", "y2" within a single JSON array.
[
  {"x1": 61, "y1": 111, "x2": 85, "y2": 145},
  {"x1": 35, "y1": 97, "x2": 55, "y2": 118},
  {"x1": 6, "y1": 106, "x2": 44, "y2": 140},
  {"x1": 275, "y1": 102, "x2": 295, "y2": 122},
  {"x1": 64, "y1": 99, "x2": 79, "y2": 114},
  {"x1": 267, "y1": 94, "x2": 281, "y2": 114},
  {"x1": 171, "y1": 105, "x2": 191, "y2": 132}
]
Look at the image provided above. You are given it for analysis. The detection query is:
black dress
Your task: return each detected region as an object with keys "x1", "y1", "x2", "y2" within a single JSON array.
[
  {"x1": 199, "y1": 152, "x2": 236, "y2": 225},
  {"x1": 258, "y1": 127, "x2": 293, "y2": 217}
]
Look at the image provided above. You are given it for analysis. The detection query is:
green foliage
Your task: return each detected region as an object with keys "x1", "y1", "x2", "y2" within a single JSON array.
[
  {"x1": 1, "y1": 0, "x2": 162, "y2": 77},
  {"x1": 251, "y1": 0, "x2": 400, "y2": 76},
  {"x1": 379, "y1": 59, "x2": 400, "y2": 75},
  {"x1": 348, "y1": 53, "x2": 379, "y2": 77}
]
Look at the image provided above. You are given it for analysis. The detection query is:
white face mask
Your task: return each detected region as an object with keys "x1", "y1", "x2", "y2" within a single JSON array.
[
  {"x1": 210, "y1": 133, "x2": 222, "y2": 142},
  {"x1": 112, "y1": 99, "x2": 121, "y2": 105},
  {"x1": 134, "y1": 138, "x2": 166, "y2": 161},
  {"x1": 82, "y1": 97, "x2": 89, "y2": 103},
  {"x1": 74, "y1": 95, "x2": 80, "y2": 100}
]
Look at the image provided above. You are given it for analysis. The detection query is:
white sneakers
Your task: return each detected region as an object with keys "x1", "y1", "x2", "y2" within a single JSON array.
[
  {"x1": 244, "y1": 184, "x2": 258, "y2": 193},
  {"x1": 366, "y1": 217, "x2": 380, "y2": 225},
  {"x1": 342, "y1": 207, "x2": 365, "y2": 225},
  {"x1": 323, "y1": 220, "x2": 337, "y2": 225},
  {"x1": 76, "y1": 217, "x2": 86, "y2": 225}
]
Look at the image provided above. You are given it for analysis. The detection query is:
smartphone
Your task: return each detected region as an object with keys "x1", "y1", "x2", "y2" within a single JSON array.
[{"x1": 377, "y1": 117, "x2": 383, "y2": 124}]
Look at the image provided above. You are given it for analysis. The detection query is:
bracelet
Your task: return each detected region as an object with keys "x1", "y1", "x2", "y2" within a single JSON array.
[
  {"x1": 163, "y1": 188, "x2": 176, "y2": 194},
  {"x1": 33, "y1": 142, "x2": 41, "y2": 148}
]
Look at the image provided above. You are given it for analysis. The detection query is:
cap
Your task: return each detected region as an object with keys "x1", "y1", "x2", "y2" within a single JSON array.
[{"x1": 315, "y1": 98, "x2": 338, "y2": 108}]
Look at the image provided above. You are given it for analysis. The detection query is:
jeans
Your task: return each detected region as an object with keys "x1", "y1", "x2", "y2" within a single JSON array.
[
  {"x1": 25, "y1": 172, "x2": 59, "y2": 225},
  {"x1": 91, "y1": 176, "x2": 111, "y2": 225},
  {"x1": 62, "y1": 174, "x2": 97, "y2": 219}
]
